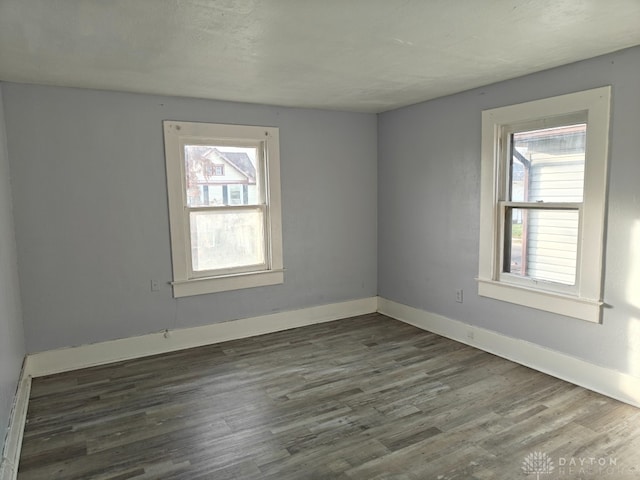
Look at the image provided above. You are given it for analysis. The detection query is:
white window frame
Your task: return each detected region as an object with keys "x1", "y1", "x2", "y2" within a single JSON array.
[
  {"x1": 164, "y1": 121, "x2": 284, "y2": 297},
  {"x1": 477, "y1": 86, "x2": 611, "y2": 323}
]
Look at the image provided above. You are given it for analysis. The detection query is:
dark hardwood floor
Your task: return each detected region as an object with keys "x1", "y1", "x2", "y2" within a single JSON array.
[{"x1": 18, "y1": 313, "x2": 640, "y2": 479}]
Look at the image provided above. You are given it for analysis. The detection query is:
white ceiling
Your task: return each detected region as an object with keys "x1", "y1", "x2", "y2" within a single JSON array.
[{"x1": 1, "y1": 1, "x2": 639, "y2": 113}]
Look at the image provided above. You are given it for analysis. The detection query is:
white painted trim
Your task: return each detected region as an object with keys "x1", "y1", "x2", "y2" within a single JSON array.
[
  {"x1": 163, "y1": 120, "x2": 284, "y2": 298},
  {"x1": 377, "y1": 297, "x2": 640, "y2": 408},
  {"x1": 0, "y1": 363, "x2": 31, "y2": 480},
  {"x1": 477, "y1": 279, "x2": 601, "y2": 323},
  {"x1": 25, "y1": 297, "x2": 377, "y2": 378},
  {"x1": 172, "y1": 270, "x2": 284, "y2": 297}
]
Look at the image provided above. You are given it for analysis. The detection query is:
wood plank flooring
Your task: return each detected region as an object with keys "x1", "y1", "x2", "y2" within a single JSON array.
[{"x1": 18, "y1": 313, "x2": 640, "y2": 479}]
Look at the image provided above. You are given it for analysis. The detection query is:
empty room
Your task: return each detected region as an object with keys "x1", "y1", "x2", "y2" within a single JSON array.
[{"x1": 2, "y1": 1, "x2": 640, "y2": 479}]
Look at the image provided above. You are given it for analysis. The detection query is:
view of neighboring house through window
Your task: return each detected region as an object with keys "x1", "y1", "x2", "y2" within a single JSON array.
[
  {"x1": 184, "y1": 145, "x2": 262, "y2": 272},
  {"x1": 164, "y1": 121, "x2": 284, "y2": 297},
  {"x1": 504, "y1": 123, "x2": 586, "y2": 286}
]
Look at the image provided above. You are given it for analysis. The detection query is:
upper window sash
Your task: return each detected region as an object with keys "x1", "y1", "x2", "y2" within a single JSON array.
[{"x1": 179, "y1": 137, "x2": 267, "y2": 207}]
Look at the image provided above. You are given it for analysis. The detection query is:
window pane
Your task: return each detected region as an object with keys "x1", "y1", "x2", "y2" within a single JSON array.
[
  {"x1": 504, "y1": 208, "x2": 578, "y2": 286},
  {"x1": 510, "y1": 124, "x2": 586, "y2": 203},
  {"x1": 190, "y1": 210, "x2": 265, "y2": 272},
  {"x1": 184, "y1": 145, "x2": 260, "y2": 207}
]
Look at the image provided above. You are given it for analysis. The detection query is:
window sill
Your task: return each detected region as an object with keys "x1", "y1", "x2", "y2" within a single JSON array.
[
  {"x1": 476, "y1": 278, "x2": 602, "y2": 323},
  {"x1": 172, "y1": 269, "x2": 284, "y2": 297}
]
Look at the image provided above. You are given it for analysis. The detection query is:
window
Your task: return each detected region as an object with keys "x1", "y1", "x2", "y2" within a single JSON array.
[
  {"x1": 163, "y1": 121, "x2": 284, "y2": 297},
  {"x1": 205, "y1": 164, "x2": 224, "y2": 176},
  {"x1": 477, "y1": 86, "x2": 611, "y2": 323}
]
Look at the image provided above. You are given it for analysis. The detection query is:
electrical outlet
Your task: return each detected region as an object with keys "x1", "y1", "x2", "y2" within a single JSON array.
[
  {"x1": 151, "y1": 279, "x2": 160, "y2": 292},
  {"x1": 455, "y1": 289, "x2": 463, "y2": 303}
]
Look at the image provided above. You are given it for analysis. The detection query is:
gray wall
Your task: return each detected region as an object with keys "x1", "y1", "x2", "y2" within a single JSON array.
[
  {"x1": 0, "y1": 86, "x2": 25, "y2": 445},
  {"x1": 4, "y1": 47, "x2": 639, "y2": 378},
  {"x1": 3, "y1": 84, "x2": 378, "y2": 353},
  {"x1": 378, "y1": 45, "x2": 640, "y2": 377}
]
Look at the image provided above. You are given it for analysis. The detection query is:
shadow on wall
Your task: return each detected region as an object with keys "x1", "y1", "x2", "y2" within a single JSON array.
[{"x1": 619, "y1": 219, "x2": 640, "y2": 400}]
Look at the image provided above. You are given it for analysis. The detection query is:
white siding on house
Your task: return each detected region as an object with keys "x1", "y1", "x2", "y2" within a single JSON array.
[
  {"x1": 526, "y1": 209, "x2": 579, "y2": 285},
  {"x1": 529, "y1": 153, "x2": 585, "y2": 202},
  {"x1": 524, "y1": 152, "x2": 584, "y2": 285}
]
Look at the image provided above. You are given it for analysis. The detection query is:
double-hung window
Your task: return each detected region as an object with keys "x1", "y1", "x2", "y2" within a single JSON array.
[
  {"x1": 163, "y1": 121, "x2": 284, "y2": 297},
  {"x1": 477, "y1": 87, "x2": 611, "y2": 322}
]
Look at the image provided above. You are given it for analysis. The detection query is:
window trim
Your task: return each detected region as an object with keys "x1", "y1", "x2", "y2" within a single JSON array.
[
  {"x1": 163, "y1": 121, "x2": 284, "y2": 297},
  {"x1": 477, "y1": 86, "x2": 611, "y2": 323}
]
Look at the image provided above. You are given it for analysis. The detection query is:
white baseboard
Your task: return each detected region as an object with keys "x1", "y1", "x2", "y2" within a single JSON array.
[
  {"x1": 0, "y1": 362, "x2": 31, "y2": 480},
  {"x1": 378, "y1": 297, "x2": 640, "y2": 408},
  {"x1": 13, "y1": 294, "x2": 638, "y2": 478},
  {"x1": 25, "y1": 297, "x2": 378, "y2": 378}
]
